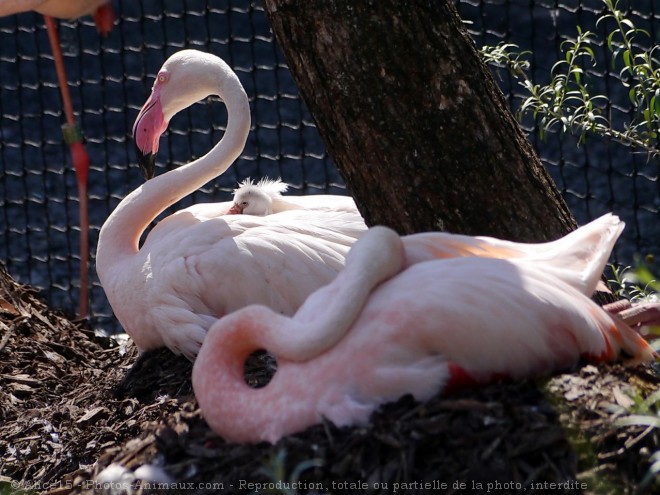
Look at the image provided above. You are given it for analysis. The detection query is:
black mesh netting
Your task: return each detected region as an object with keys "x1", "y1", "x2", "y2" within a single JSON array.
[{"x1": 0, "y1": 0, "x2": 658, "y2": 333}]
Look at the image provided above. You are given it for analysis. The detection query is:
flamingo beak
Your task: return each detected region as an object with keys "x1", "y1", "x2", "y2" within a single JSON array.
[
  {"x1": 135, "y1": 145, "x2": 156, "y2": 180},
  {"x1": 133, "y1": 89, "x2": 168, "y2": 180},
  {"x1": 227, "y1": 203, "x2": 243, "y2": 214}
]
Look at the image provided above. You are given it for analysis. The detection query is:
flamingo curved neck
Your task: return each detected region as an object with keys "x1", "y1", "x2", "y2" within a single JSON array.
[
  {"x1": 259, "y1": 227, "x2": 406, "y2": 361},
  {"x1": 194, "y1": 313, "x2": 323, "y2": 443},
  {"x1": 194, "y1": 228, "x2": 407, "y2": 443},
  {"x1": 97, "y1": 79, "x2": 250, "y2": 264}
]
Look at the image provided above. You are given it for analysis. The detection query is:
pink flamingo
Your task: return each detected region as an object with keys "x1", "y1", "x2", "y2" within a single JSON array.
[
  {"x1": 97, "y1": 50, "x2": 368, "y2": 360},
  {"x1": 0, "y1": 0, "x2": 115, "y2": 35},
  {"x1": 192, "y1": 225, "x2": 656, "y2": 444},
  {"x1": 1, "y1": 2, "x2": 116, "y2": 316}
]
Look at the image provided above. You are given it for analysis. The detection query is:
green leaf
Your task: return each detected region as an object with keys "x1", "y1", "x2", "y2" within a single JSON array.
[
  {"x1": 620, "y1": 65, "x2": 632, "y2": 81},
  {"x1": 606, "y1": 30, "x2": 617, "y2": 51},
  {"x1": 571, "y1": 68, "x2": 583, "y2": 84},
  {"x1": 636, "y1": 28, "x2": 650, "y2": 38},
  {"x1": 565, "y1": 49, "x2": 573, "y2": 63},
  {"x1": 623, "y1": 49, "x2": 632, "y2": 69},
  {"x1": 582, "y1": 46, "x2": 596, "y2": 62},
  {"x1": 621, "y1": 19, "x2": 635, "y2": 31},
  {"x1": 551, "y1": 60, "x2": 567, "y2": 73}
]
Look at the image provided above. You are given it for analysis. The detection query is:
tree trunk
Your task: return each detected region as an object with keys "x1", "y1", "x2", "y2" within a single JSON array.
[{"x1": 263, "y1": 0, "x2": 577, "y2": 242}]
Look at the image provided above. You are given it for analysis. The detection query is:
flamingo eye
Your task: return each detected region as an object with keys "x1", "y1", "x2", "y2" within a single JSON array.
[
  {"x1": 157, "y1": 73, "x2": 169, "y2": 83},
  {"x1": 241, "y1": 201, "x2": 248, "y2": 206}
]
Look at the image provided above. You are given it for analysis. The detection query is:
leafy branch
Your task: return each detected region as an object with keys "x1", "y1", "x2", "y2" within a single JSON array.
[{"x1": 481, "y1": 0, "x2": 660, "y2": 160}]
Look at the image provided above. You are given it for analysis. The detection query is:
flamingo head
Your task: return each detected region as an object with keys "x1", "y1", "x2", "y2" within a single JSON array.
[
  {"x1": 227, "y1": 181, "x2": 273, "y2": 215},
  {"x1": 133, "y1": 50, "x2": 230, "y2": 179},
  {"x1": 227, "y1": 188, "x2": 257, "y2": 215},
  {"x1": 133, "y1": 73, "x2": 169, "y2": 179}
]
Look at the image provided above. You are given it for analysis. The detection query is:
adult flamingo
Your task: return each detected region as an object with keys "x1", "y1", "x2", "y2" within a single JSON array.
[
  {"x1": 97, "y1": 50, "x2": 368, "y2": 360},
  {"x1": 1, "y1": 1, "x2": 115, "y2": 316},
  {"x1": 192, "y1": 225, "x2": 656, "y2": 445},
  {"x1": 0, "y1": 0, "x2": 115, "y2": 34}
]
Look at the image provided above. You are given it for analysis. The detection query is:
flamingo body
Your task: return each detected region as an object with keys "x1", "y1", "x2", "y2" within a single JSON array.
[
  {"x1": 0, "y1": 0, "x2": 105, "y2": 17},
  {"x1": 0, "y1": 0, "x2": 115, "y2": 34},
  {"x1": 193, "y1": 226, "x2": 656, "y2": 445},
  {"x1": 100, "y1": 206, "x2": 365, "y2": 359}
]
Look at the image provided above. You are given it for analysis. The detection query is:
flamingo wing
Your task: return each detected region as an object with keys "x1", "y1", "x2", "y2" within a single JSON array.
[
  {"x1": 402, "y1": 213, "x2": 623, "y2": 296},
  {"x1": 327, "y1": 256, "x2": 654, "y2": 411},
  {"x1": 123, "y1": 209, "x2": 367, "y2": 359}
]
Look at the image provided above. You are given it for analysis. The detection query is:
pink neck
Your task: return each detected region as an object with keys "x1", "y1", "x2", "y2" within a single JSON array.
[{"x1": 96, "y1": 75, "x2": 250, "y2": 269}]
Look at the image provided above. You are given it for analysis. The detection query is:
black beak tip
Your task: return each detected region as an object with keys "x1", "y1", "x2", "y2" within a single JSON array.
[{"x1": 135, "y1": 145, "x2": 156, "y2": 180}]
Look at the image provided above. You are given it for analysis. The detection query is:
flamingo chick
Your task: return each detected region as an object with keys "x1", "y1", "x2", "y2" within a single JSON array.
[
  {"x1": 193, "y1": 226, "x2": 656, "y2": 445},
  {"x1": 228, "y1": 178, "x2": 297, "y2": 215},
  {"x1": 227, "y1": 177, "x2": 362, "y2": 215}
]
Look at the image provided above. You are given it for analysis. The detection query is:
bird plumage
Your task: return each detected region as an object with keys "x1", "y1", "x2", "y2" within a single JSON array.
[
  {"x1": 228, "y1": 177, "x2": 294, "y2": 215},
  {"x1": 0, "y1": 0, "x2": 106, "y2": 17},
  {"x1": 193, "y1": 225, "x2": 656, "y2": 444},
  {"x1": 0, "y1": 0, "x2": 115, "y2": 34}
]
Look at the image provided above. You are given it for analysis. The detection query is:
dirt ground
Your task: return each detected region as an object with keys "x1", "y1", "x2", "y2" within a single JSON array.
[{"x1": 0, "y1": 264, "x2": 658, "y2": 495}]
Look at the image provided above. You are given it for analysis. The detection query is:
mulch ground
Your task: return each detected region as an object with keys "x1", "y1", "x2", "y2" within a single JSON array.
[{"x1": 0, "y1": 263, "x2": 658, "y2": 495}]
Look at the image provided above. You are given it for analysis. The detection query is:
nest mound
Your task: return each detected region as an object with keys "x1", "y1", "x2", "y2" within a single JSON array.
[{"x1": 0, "y1": 264, "x2": 657, "y2": 495}]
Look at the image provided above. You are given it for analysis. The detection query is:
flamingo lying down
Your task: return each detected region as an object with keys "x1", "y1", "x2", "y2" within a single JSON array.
[{"x1": 192, "y1": 225, "x2": 656, "y2": 445}]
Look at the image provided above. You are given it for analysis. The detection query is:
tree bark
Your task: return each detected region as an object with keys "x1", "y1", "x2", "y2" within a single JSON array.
[{"x1": 264, "y1": 0, "x2": 577, "y2": 242}]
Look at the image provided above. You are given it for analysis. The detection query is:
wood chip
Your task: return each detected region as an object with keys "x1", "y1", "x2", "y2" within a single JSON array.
[
  {"x1": 612, "y1": 386, "x2": 635, "y2": 409},
  {"x1": 76, "y1": 406, "x2": 109, "y2": 424},
  {"x1": 0, "y1": 297, "x2": 19, "y2": 316},
  {"x1": 1, "y1": 373, "x2": 41, "y2": 387}
]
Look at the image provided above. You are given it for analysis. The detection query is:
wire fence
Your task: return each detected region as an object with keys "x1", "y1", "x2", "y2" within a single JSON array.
[{"x1": 0, "y1": 0, "x2": 657, "y2": 333}]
